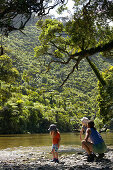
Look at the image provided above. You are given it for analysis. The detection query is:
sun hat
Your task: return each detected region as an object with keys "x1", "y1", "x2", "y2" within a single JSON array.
[
  {"x1": 48, "y1": 124, "x2": 57, "y2": 131},
  {"x1": 81, "y1": 117, "x2": 89, "y2": 123}
]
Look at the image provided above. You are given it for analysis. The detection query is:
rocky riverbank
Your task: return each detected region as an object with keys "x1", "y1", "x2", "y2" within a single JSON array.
[{"x1": 0, "y1": 146, "x2": 112, "y2": 170}]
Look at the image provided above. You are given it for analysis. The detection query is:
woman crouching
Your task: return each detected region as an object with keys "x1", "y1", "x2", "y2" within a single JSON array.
[{"x1": 82, "y1": 120, "x2": 107, "y2": 162}]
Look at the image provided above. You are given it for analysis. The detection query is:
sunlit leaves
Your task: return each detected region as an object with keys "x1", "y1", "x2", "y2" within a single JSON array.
[
  {"x1": 34, "y1": 45, "x2": 50, "y2": 57},
  {"x1": 98, "y1": 66, "x2": 113, "y2": 122},
  {"x1": 66, "y1": 16, "x2": 97, "y2": 50},
  {"x1": 0, "y1": 54, "x2": 19, "y2": 83},
  {"x1": 37, "y1": 19, "x2": 64, "y2": 44},
  {"x1": 36, "y1": 18, "x2": 73, "y2": 65},
  {"x1": 1, "y1": 12, "x2": 113, "y2": 133}
]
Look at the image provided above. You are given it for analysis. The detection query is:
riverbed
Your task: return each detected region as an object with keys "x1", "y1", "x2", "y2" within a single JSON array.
[
  {"x1": 0, "y1": 132, "x2": 112, "y2": 169},
  {"x1": 0, "y1": 145, "x2": 112, "y2": 169}
]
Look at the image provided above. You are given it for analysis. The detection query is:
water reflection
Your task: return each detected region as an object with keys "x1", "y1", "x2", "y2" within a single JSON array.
[{"x1": 0, "y1": 132, "x2": 112, "y2": 149}]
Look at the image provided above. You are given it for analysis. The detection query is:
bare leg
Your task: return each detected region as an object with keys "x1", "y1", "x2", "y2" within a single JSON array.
[
  {"x1": 54, "y1": 152, "x2": 59, "y2": 163},
  {"x1": 82, "y1": 140, "x2": 93, "y2": 155},
  {"x1": 55, "y1": 152, "x2": 58, "y2": 159},
  {"x1": 52, "y1": 149, "x2": 55, "y2": 159}
]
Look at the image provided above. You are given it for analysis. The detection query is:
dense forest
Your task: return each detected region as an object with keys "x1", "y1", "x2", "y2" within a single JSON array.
[{"x1": 0, "y1": 15, "x2": 112, "y2": 134}]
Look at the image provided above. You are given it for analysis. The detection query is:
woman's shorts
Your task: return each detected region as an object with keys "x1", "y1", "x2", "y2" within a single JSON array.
[
  {"x1": 52, "y1": 144, "x2": 58, "y2": 152},
  {"x1": 93, "y1": 142, "x2": 107, "y2": 154}
]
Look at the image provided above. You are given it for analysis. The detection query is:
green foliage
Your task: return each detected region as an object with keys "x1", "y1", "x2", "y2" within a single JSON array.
[
  {"x1": 86, "y1": 57, "x2": 106, "y2": 86},
  {"x1": 35, "y1": 16, "x2": 113, "y2": 129},
  {"x1": 35, "y1": 19, "x2": 70, "y2": 61},
  {"x1": 0, "y1": 15, "x2": 113, "y2": 134},
  {"x1": 0, "y1": 54, "x2": 19, "y2": 83},
  {"x1": 94, "y1": 117, "x2": 104, "y2": 131},
  {"x1": 0, "y1": 0, "x2": 66, "y2": 35},
  {"x1": 57, "y1": 4, "x2": 67, "y2": 14},
  {"x1": 97, "y1": 66, "x2": 113, "y2": 123},
  {"x1": 66, "y1": 15, "x2": 97, "y2": 50},
  {"x1": 0, "y1": 83, "x2": 12, "y2": 105},
  {"x1": 0, "y1": 54, "x2": 19, "y2": 106},
  {"x1": 0, "y1": 104, "x2": 20, "y2": 134},
  {"x1": 35, "y1": 17, "x2": 113, "y2": 90}
]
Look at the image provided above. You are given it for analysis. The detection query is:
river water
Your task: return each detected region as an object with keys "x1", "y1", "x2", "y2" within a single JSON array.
[{"x1": 0, "y1": 132, "x2": 113, "y2": 150}]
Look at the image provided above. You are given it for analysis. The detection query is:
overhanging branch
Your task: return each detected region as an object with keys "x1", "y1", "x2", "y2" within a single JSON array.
[
  {"x1": 60, "y1": 40, "x2": 113, "y2": 86},
  {"x1": 71, "y1": 40, "x2": 113, "y2": 59}
]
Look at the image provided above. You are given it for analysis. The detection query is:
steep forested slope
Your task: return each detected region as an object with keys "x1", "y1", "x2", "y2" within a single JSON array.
[{"x1": 0, "y1": 16, "x2": 112, "y2": 133}]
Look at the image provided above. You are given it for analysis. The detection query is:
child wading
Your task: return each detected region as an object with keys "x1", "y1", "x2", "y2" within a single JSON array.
[
  {"x1": 82, "y1": 120, "x2": 107, "y2": 162},
  {"x1": 48, "y1": 124, "x2": 61, "y2": 163},
  {"x1": 80, "y1": 117, "x2": 89, "y2": 141}
]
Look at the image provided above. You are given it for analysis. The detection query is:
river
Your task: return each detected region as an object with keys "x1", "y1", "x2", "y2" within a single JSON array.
[{"x1": 0, "y1": 132, "x2": 113, "y2": 150}]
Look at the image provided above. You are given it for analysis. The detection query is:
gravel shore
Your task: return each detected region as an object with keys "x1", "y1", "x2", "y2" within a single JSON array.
[{"x1": 0, "y1": 146, "x2": 112, "y2": 170}]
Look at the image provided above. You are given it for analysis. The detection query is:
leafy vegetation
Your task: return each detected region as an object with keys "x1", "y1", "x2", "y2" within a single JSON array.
[
  {"x1": 0, "y1": 15, "x2": 112, "y2": 134},
  {"x1": 98, "y1": 66, "x2": 113, "y2": 124},
  {"x1": 0, "y1": 0, "x2": 113, "y2": 133},
  {"x1": 0, "y1": 0, "x2": 66, "y2": 35}
]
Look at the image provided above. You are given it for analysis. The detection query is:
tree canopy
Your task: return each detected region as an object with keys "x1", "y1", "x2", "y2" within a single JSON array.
[
  {"x1": 0, "y1": 54, "x2": 19, "y2": 83},
  {"x1": 98, "y1": 66, "x2": 113, "y2": 123},
  {"x1": 0, "y1": 0, "x2": 113, "y2": 133},
  {"x1": 35, "y1": 0, "x2": 113, "y2": 86},
  {"x1": 0, "y1": 0, "x2": 66, "y2": 35}
]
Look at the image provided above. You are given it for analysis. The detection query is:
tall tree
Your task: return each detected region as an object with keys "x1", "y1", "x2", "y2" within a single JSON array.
[
  {"x1": 35, "y1": 0, "x2": 113, "y2": 86},
  {"x1": 0, "y1": 54, "x2": 19, "y2": 83}
]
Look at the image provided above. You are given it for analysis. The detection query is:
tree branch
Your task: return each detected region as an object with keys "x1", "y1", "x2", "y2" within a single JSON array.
[
  {"x1": 60, "y1": 62, "x2": 78, "y2": 87},
  {"x1": 60, "y1": 40, "x2": 113, "y2": 86},
  {"x1": 50, "y1": 41, "x2": 70, "y2": 55},
  {"x1": 71, "y1": 40, "x2": 113, "y2": 59}
]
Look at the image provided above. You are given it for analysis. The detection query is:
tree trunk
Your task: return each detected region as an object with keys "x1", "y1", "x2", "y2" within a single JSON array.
[{"x1": 86, "y1": 57, "x2": 106, "y2": 86}]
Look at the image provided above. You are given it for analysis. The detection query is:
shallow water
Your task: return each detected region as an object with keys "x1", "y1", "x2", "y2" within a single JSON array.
[{"x1": 0, "y1": 132, "x2": 112, "y2": 150}]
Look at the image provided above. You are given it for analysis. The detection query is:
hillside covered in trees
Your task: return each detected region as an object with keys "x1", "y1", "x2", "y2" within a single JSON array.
[{"x1": 0, "y1": 15, "x2": 113, "y2": 134}]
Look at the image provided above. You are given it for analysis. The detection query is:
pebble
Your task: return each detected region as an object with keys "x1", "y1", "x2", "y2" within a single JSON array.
[{"x1": 0, "y1": 146, "x2": 112, "y2": 169}]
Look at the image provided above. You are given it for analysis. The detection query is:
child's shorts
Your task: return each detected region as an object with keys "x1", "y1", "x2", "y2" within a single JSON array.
[
  {"x1": 52, "y1": 144, "x2": 58, "y2": 152},
  {"x1": 93, "y1": 142, "x2": 107, "y2": 154}
]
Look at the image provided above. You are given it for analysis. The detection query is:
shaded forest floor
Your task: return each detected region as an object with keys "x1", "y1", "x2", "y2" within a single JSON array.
[{"x1": 0, "y1": 146, "x2": 112, "y2": 170}]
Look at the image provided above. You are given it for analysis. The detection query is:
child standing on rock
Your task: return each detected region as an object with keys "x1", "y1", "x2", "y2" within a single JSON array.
[
  {"x1": 82, "y1": 120, "x2": 107, "y2": 162},
  {"x1": 48, "y1": 124, "x2": 61, "y2": 163},
  {"x1": 80, "y1": 117, "x2": 89, "y2": 141}
]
